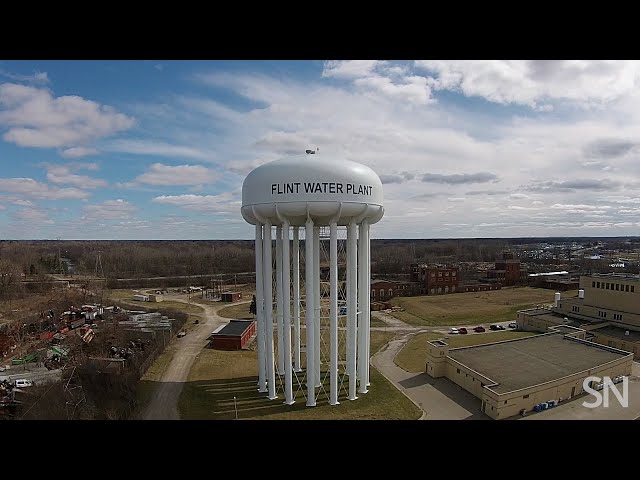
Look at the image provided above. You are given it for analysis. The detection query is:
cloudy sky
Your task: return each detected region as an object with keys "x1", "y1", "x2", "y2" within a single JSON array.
[{"x1": 1, "y1": 60, "x2": 639, "y2": 239}]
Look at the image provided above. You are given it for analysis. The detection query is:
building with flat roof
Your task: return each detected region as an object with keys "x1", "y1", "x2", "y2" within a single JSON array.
[
  {"x1": 209, "y1": 319, "x2": 256, "y2": 350},
  {"x1": 425, "y1": 328, "x2": 632, "y2": 419},
  {"x1": 518, "y1": 273, "x2": 640, "y2": 357}
]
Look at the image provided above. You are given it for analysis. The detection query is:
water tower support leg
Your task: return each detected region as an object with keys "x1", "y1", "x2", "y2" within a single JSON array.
[
  {"x1": 255, "y1": 224, "x2": 267, "y2": 392},
  {"x1": 293, "y1": 227, "x2": 301, "y2": 372},
  {"x1": 276, "y1": 226, "x2": 284, "y2": 374},
  {"x1": 358, "y1": 221, "x2": 368, "y2": 394},
  {"x1": 347, "y1": 221, "x2": 358, "y2": 400},
  {"x1": 365, "y1": 222, "x2": 371, "y2": 387},
  {"x1": 329, "y1": 221, "x2": 339, "y2": 405},
  {"x1": 305, "y1": 218, "x2": 316, "y2": 406},
  {"x1": 282, "y1": 220, "x2": 294, "y2": 405},
  {"x1": 263, "y1": 222, "x2": 277, "y2": 400},
  {"x1": 314, "y1": 226, "x2": 321, "y2": 387}
]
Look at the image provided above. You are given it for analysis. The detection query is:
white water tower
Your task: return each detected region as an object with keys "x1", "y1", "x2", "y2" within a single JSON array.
[{"x1": 242, "y1": 155, "x2": 384, "y2": 406}]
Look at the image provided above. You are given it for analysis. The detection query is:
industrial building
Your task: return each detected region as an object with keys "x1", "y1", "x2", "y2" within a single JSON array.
[
  {"x1": 527, "y1": 271, "x2": 579, "y2": 290},
  {"x1": 209, "y1": 320, "x2": 256, "y2": 350},
  {"x1": 461, "y1": 282, "x2": 502, "y2": 293},
  {"x1": 221, "y1": 291, "x2": 242, "y2": 302},
  {"x1": 518, "y1": 273, "x2": 640, "y2": 357},
  {"x1": 425, "y1": 328, "x2": 633, "y2": 419},
  {"x1": 370, "y1": 279, "x2": 418, "y2": 300},
  {"x1": 486, "y1": 251, "x2": 527, "y2": 286},
  {"x1": 410, "y1": 264, "x2": 460, "y2": 295}
]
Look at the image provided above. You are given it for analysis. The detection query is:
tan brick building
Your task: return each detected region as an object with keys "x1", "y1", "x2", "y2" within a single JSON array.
[
  {"x1": 517, "y1": 273, "x2": 640, "y2": 358},
  {"x1": 425, "y1": 328, "x2": 632, "y2": 419}
]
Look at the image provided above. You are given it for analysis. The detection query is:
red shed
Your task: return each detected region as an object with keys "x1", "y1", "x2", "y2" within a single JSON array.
[
  {"x1": 221, "y1": 291, "x2": 242, "y2": 302},
  {"x1": 209, "y1": 320, "x2": 256, "y2": 350}
]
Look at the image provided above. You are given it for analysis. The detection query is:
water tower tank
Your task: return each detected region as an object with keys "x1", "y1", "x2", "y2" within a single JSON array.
[
  {"x1": 242, "y1": 156, "x2": 384, "y2": 227},
  {"x1": 242, "y1": 155, "x2": 385, "y2": 407}
]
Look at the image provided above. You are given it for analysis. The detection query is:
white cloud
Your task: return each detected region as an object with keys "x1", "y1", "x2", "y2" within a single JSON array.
[
  {"x1": 354, "y1": 74, "x2": 433, "y2": 105},
  {"x1": 12, "y1": 207, "x2": 54, "y2": 224},
  {"x1": 0, "y1": 83, "x2": 134, "y2": 149},
  {"x1": 45, "y1": 164, "x2": 107, "y2": 188},
  {"x1": 322, "y1": 60, "x2": 382, "y2": 79},
  {"x1": 104, "y1": 139, "x2": 212, "y2": 161},
  {"x1": 0, "y1": 177, "x2": 90, "y2": 200},
  {"x1": 60, "y1": 146, "x2": 99, "y2": 158},
  {"x1": 87, "y1": 61, "x2": 640, "y2": 238},
  {"x1": 321, "y1": 61, "x2": 433, "y2": 105},
  {"x1": 152, "y1": 192, "x2": 238, "y2": 213},
  {"x1": 134, "y1": 163, "x2": 220, "y2": 186},
  {"x1": 82, "y1": 199, "x2": 135, "y2": 220},
  {"x1": 0, "y1": 70, "x2": 49, "y2": 84},
  {"x1": 414, "y1": 60, "x2": 640, "y2": 108}
]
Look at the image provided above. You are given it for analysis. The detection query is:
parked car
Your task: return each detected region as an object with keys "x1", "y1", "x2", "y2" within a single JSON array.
[
  {"x1": 449, "y1": 327, "x2": 459, "y2": 335},
  {"x1": 508, "y1": 322, "x2": 517, "y2": 329},
  {"x1": 14, "y1": 379, "x2": 33, "y2": 388},
  {"x1": 177, "y1": 331, "x2": 187, "y2": 338},
  {"x1": 489, "y1": 324, "x2": 500, "y2": 331},
  {"x1": 458, "y1": 327, "x2": 468, "y2": 334},
  {"x1": 473, "y1": 326, "x2": 485, "y2": 333}
]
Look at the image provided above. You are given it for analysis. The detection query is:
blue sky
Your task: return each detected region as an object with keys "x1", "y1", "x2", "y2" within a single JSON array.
[{"x1": 1, "y1": 60, "x2": 640, "y2": 239}]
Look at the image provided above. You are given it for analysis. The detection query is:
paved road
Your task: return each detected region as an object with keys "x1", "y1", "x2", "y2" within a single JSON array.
[
  {"x1": 139, "y1": 297, "x2": 249, "y2": 420},
  {"x1": 371, "y1": 333, "x2": 488, "y2": 420}
]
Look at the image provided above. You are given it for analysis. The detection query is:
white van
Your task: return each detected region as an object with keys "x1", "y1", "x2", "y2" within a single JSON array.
[{"x1": 14, "y1": 379, "x2": 33, "y2": 388}]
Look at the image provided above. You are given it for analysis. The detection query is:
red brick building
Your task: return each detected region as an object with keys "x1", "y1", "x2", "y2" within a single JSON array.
[
  {"x1": 410, "y1": 264, "x2": 460, "y2": 295},
  {"x1": 462, "y1": 282, "x2": 502, "y2": 293},
  {"x1": 370, "y1": 279, "x2": 417, "y2": 301},
  {"x1": 209, "y1": 320, "x2": 256, "y2": 350},
  {"x1": 487, "y1": 251, "x2": 527, "y2": 286}
]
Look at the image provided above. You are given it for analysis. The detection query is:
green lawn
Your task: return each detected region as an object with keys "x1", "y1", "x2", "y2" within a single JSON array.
[
  {"x1": 394, "y1": 330, "x2": 538, "y2": 373},
  {"x1": 389, "y1": 287, "x2": 576, "y2": 327},
  {"x1": 178, "y1": 330, "x2": 421, "y2": 420}
]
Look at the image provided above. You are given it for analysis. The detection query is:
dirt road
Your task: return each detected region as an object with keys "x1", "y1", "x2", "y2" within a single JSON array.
[{"x1": 139, "y1": 298, "x2": 250, "y2": 420}]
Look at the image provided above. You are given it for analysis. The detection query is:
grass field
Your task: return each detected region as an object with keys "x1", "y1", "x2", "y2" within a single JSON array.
[
  {"x1": 370, "y1": 315, "x2": 388, "y2": 327},
  {"x1": 109, "y1": 289, "x2": 204, "y2": 315},
  {"x1": 389, "y1": 287, "x2": 577, "y2": 327},
  {"x1": 178, "y1": 330, "x2": 421, "y2": 420},
  {"x1": 394, "y1": 330, "x2": 538, "y2": 373},
  {"x1": 218, "y1": 302, "x2": 255, "y2": 320},
  {"x1": 135, "y1": 344, "x2": 179, "y2": 415}
]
